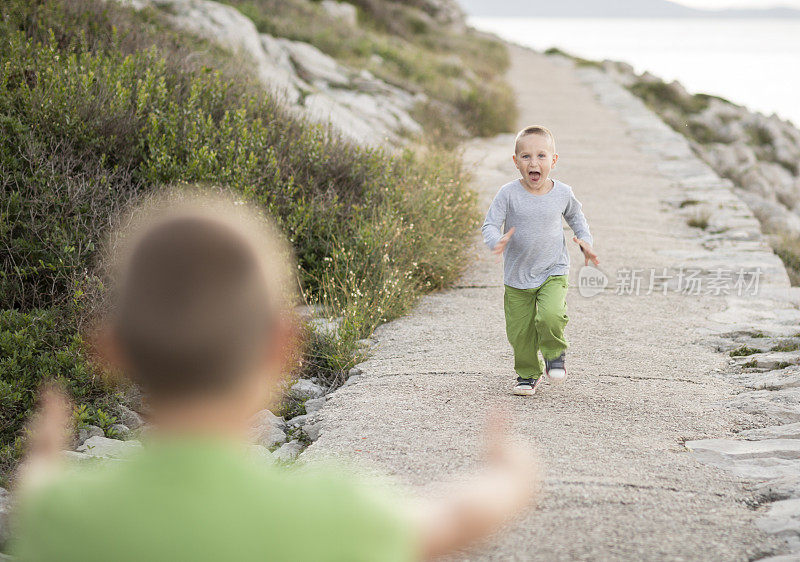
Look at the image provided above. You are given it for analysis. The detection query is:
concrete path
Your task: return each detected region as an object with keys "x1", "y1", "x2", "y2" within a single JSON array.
[{"x1": 305, "y1": 45, "x2": 782, "y2": 560}]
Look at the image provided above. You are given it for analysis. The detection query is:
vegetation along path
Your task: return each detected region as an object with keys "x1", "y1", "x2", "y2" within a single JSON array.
[{"x1": 304, "y1": 44, "x2": 781, "y2": 559}]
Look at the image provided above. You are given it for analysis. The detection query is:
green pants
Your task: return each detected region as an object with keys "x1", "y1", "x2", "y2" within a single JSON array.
[{"x1": 504, "y1": 275, "x2": 569, "y2": 380}]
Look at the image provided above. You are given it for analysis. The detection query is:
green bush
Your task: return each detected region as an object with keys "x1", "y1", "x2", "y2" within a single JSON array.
[
  {"x1": 0, "y1": 309, "x2": 111, "y2": 481},
  {"x1": 0, "y1": 0, "x2": 480, "y2": 477},
  {"x1": 629, "y1": 80, "x2": 711, "y2": 115}
]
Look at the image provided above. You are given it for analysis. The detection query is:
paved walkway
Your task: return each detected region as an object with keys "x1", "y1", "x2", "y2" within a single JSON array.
[{"x1": 305, "y1": 45, "x2": 779, "y2": 560}]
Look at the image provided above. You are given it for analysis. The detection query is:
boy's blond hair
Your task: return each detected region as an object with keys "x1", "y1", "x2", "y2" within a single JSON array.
[
  {"x1": 514, "y1": 126, "x2": 556, "y2": 154},
  {"x1": 105, "y1": 190, "x2": 295, "y2": 398}
]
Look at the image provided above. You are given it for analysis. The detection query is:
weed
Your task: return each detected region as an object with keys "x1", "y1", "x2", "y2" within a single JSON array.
[
  {"x1": 730, "y1": 346, "x2": 760, "y2": 357},
  {"x1": 771, "y1": 342, "x2": 800, "y2": 352},
  {"x1": 687, "y1": 210, "x2": 711, "y2": 230},
  {"x1": 772, "y1": 235, "x2": 800, "y2": 286}
]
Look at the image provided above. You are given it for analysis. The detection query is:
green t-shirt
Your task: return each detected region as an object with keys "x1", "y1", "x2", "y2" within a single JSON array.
[{"x1": 13, "y1": 439, "x2": 417, "y2": 561}]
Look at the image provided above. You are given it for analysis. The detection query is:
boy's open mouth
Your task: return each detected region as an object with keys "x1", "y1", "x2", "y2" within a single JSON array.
[{"x1": 529, "y1": 171, "x2": 541, "y2": 182}]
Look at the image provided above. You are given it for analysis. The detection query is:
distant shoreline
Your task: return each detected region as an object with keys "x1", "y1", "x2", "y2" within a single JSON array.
[
  {"x1": 467, "y1": 16, "x2": 800, "y2": 126},
  {"x1": 468, "y1": 15, "x2": 800, "y2": 20}
]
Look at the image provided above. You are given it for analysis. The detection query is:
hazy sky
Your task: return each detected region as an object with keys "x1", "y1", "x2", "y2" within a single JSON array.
[{"x1": 673, "y1": 0, "x2": 800, "y2": 7}]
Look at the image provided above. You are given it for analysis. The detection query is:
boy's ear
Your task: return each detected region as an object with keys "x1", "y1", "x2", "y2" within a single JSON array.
[
  {"x1": 552, "y1": 153, "x2": 559, "y2": 167},
  {"x1": 263, "y1": 312, "x2": 303, "y2": 378},
  {"x1": 87, "y1": 324, "x2": 126, "y2": 371},
  {"x1": 511, "y1": 154, "x2": 518, "y2": 166},
  {"x1": 85, "y1": 324, "x2": 129, "y2": 385}
]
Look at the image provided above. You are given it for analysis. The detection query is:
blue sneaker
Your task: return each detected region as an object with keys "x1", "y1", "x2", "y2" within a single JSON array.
[
  {"x1": 513, "y1": 376, "x2": 543, "y2": 396},
  {"x1": 545, "y1": 353, "x2": 567, "y2": 383}
]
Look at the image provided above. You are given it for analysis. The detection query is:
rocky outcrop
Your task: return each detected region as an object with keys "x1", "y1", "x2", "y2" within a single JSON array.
[
  {"x1": 599, "y1": 60, "x2": 800, "y2": 255},
  {"x1": 119, "y1": 0, "x2": 426, "y2": 146},
  {"x1": 408, "y1": 0, "x2": 466, "y2": 28}
]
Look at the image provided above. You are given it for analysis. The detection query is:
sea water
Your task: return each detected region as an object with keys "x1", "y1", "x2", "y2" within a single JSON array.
[{"x1": 469, "y1": 17, "x2": 800, "y2": 126}]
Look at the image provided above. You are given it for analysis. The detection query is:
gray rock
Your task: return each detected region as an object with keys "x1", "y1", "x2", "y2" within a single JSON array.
[
  {"x1": 703, "y1": 142, "x2": 757, "y2": 178},
  {"x1": 757, "y1": 498, "x2": 800, "y2": 538},
  {"x1": 733, "y1": 350, "x2": 800, "y2": 370},
  {"x1": 0, "y1": 487, "x2": 10, "y2": 546},
  {"x1": 685, "y1": 438, "x2": 800, "y2": 482},
  {"x1": 348, "y1": 366, "x2": 363, "y2": 378},
  {"x1": 290, "y1": 379, "x2": 325, "y2": 400},
  {"x1": 734, "y1": 366, "x2": 800, "y2": 391},
  {"x1": 77, "y1": 424, "x2": 105, "y2": 445},
  {"x1": 280, "y1": 39, "x2": 350, "y2": 87},
  {"x1": 758, "y1": 555, "x2": 800, "y2": 561},
  {"x1": 320, "y1": 0, "x2": 357, "y2": 26},
  {"x1": 110, "y1": 424, "x2": 132, "y2": 439},
  {"x1": 343, "y1": 374, "x2": 361, "y2": 387},
  {"x1": 753, "y1": 475, "x2": 800, "y2": 501},
  {"x1": 304, "y1": 397, "x2": 325, "y2": 415},
  {"x1": 248, "y1": 409, "x2": 287, "y2": 448},
  {"x1": 736, "y1": 190, "x2": 800, "y2": 240},
  {"x1": 63, "y1": 450, "x2": 101, "y2": 462},
  {"x1": 117, "y1": 0, "x2": 425, "y2": 147},
  {"x1": 116, "y1": 404, "x2": 144, "y2": 430},
  {"x1": 77, "y1": 436, "x2": 143, "y2": 459},
  {"x1": 248, "y1": 444, "x2": 276, "y2": 465},
  {"x1": 273, "y1": 440, "x2": 303, "y2": 462},
  {"x1": 304, "y1": 422, "x2": 322, "y2": 442},
  {"x1": 687, "y1": 438, "x2": 800, "y2": 461},
  {"x1": 286, "y1": 414, "x2": 309, "y2": 427},
  {"x1": 151, "y1": 0, "x2": 302, "y2": 102},
  {"x1": 742, "y1": 423, "x2": 800, "y2": 441}
]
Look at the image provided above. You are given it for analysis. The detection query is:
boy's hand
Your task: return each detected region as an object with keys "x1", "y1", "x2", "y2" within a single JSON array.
[
  {"x1": 492, "y1": 227, "x2": 515, "y2": 255},
  {"x1": 415, "y1": 409, "x2": 539, "y2": 560},
  {"x1": 484, "y1": 410, "x2": 539, "y2": 495},
  {"x1": 15, "y1": 385, "x2": 72, "y2": 494},
  {"x1": 573, "y1": 237, "x2": 599, "y2": 266}
]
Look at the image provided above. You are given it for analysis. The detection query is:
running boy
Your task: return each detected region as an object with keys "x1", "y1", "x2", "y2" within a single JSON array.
[
  {"x1": 482, "y1": 126, "x2": 599, "y2": 396},
  {"x1": 12, "y1": 192, "x2": 539, "y2": 561}
]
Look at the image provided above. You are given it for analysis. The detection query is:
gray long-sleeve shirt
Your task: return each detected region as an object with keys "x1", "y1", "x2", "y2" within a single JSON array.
[{"x1": 482, "y1": 178, "x2": 593, "y2": 289}]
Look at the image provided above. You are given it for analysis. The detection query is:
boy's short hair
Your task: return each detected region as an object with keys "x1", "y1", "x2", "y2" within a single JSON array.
[
  {"x1": 514, "y1": 126, "x2": 556, "y2": 154},
  {"x1": 105, "y1": 191, "x2": 295, "y2": 399}
]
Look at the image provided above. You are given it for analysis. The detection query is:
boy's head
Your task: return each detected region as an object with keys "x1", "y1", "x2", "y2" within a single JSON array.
[
  {"x1": 103, "y1": 192, "x2": 296, "y2": 411},
  {"x1": 512, "y1": 126, "x2": 558, "y2": 189}
]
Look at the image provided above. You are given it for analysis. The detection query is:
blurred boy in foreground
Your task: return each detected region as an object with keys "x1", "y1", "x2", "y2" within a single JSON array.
[{"x1": 12, "y1": 192, "x2": 539, "y2": 561}]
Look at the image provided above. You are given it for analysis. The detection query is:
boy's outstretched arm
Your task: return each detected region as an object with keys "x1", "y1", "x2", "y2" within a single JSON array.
[
  {"x1": 412, "y1": 415, "x2": 540, "y2": 559},
  {"x1": 482, "y1": 190, "x2": 510, "y2": 254},
  {"x1": 563, "y1": 188, "x2": 599, "y2": 266}
]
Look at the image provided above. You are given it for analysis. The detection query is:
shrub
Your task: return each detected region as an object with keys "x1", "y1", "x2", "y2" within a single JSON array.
[
  {"x1": 629, "y1": 80, "x2": 710, "y2": 115},
  {"x1": 773, "y1": 235, "x2": 800, "y2": 286},
  {"x1": 771, "y1": 342, "x2": 800, "y2": 352},
  {"x1": 0, "y1": 0, "x2": 480, "y2": 477},
  {"x1": 729, "y1": 346, "x2": 760, "y2": 357},
  {"x1": 0, "y1": 308, "x2": 115, "y2": 482},
  {"x1": 687, "y1": 210, "x2": 710, "y2": 230}
]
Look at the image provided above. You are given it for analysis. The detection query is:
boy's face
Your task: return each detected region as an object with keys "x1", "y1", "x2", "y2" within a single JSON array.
[{"x1": 513, "y1": 134, "x2": 558, "y2": 190}]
